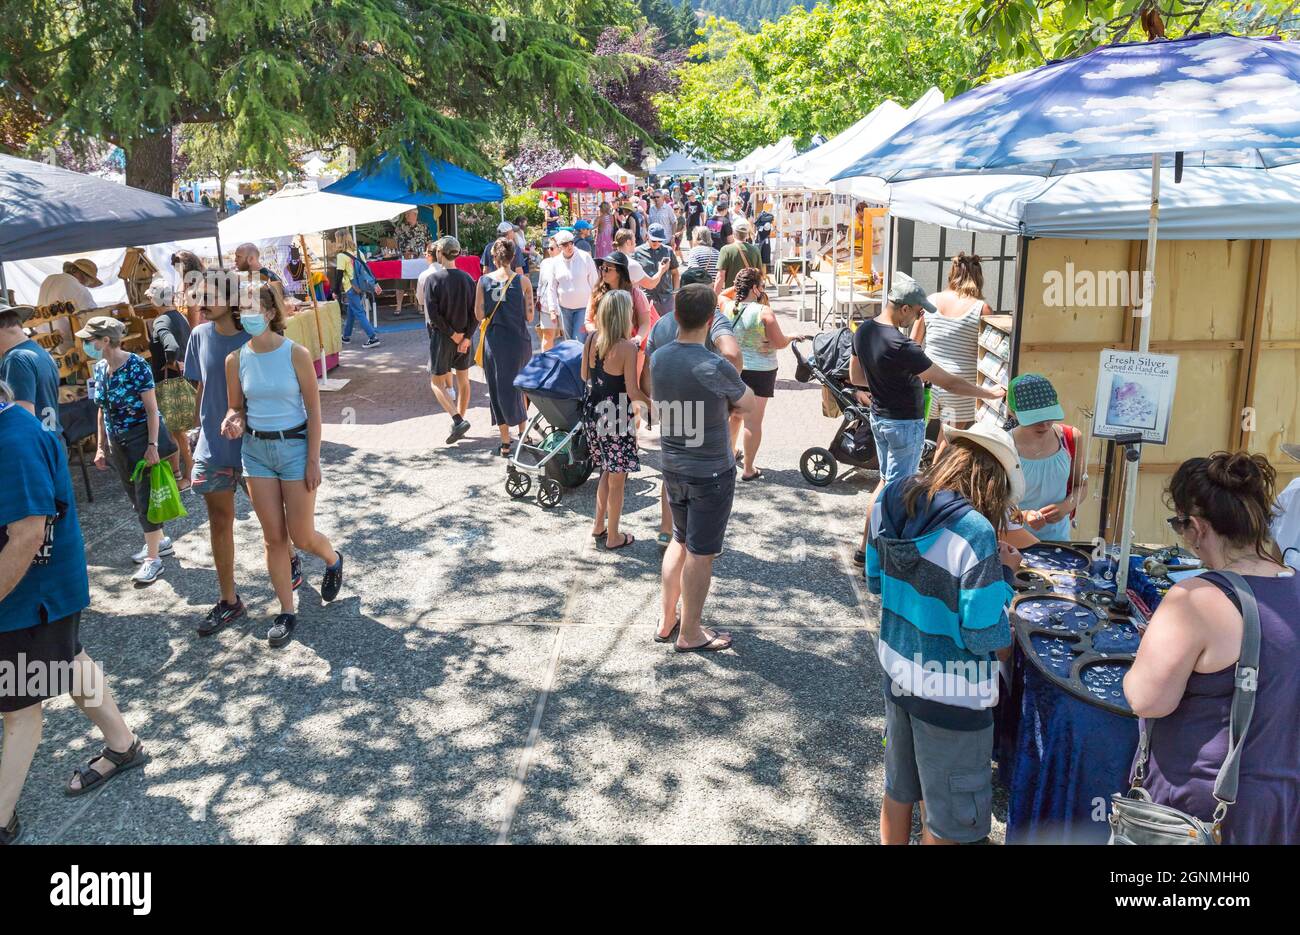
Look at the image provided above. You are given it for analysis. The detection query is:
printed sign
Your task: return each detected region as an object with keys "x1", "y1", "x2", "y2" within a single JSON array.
[{"x1": 1093, "y1": 349, "x2": 1179, "y2": 444}]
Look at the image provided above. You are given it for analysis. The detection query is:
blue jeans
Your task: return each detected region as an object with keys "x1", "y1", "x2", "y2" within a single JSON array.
[
  {"x1": 869, "y1": 414, "x2": 926, "y2": 485},
  {"x1": 343, "y1": 288, "x2": 377, "y2": 340},
  {"x1": 560, "y1": 306, "x2": 586, "y2": 341}
]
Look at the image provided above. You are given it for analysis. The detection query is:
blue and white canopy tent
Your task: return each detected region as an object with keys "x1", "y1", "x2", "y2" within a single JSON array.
[
  {"x1": 833, "y1": 32, "x2": 1300, "y2": 598},
  {"x1": 324, "y1": 151, "x2": 504, "y2": 205}
]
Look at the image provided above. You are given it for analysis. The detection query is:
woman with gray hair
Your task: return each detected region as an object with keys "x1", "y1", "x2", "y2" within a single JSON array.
[{"x1": 82, "y1": 315, "x2": 178, "y2": 584}]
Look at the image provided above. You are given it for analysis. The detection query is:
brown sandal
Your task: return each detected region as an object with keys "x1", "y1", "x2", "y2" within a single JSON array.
[{"x1": 65, "y1": 736, "x2": 148, "y2": 798}]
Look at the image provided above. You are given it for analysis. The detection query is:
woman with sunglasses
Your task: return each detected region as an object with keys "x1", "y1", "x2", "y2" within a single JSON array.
[
  {"x1": 1123, "y1": 452, "x2": 1299, "y2": 844},
  {"x1": 585, "y1": 255, "x2": 651, "y2": 348}
]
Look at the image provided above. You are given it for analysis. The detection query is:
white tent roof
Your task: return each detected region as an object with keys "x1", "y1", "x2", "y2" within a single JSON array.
[
  {"x1": 770, "y1": 101, "x2": 908, "y2": 189},
  {"x1": 886, "y1": 163, "x2": 1300, "y2": 239},
  {"x1": 605, "y1": 162, "x2": 636, "y2": 180},
  {"x1": 218, "y1": 184, "x2": 412, "y2": 244},
  {"x1": 831, "y1": 88, "x2": 946, "y2": 202},
  {"x1": 753, "y1": 138, "x2": 797, "y2": 178}
]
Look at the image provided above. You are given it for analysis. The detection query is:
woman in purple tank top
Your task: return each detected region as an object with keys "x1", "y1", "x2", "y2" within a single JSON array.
[{"x1": 1124, "y1": 452, "x2": 1300, "y2": 844}]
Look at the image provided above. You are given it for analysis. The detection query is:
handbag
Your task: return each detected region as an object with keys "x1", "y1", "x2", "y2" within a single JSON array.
[
  {"x1": 1108, "y1": 570, "x2": 1260, "y2": 845},
  {"x1": 155, "y1": 376, "x2": 197, "y2": 432},
  {"x1": 475, "y1": 273, "x2": 517, "y2": 368}
]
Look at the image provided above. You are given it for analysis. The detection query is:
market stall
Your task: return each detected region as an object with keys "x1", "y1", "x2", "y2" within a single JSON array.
[{"x1": 835, "y1": 33, "x2": 1300, "y2": 843}]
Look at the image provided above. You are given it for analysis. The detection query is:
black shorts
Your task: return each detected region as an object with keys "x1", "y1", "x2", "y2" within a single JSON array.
[
  {"x1": 663, "y1": 467, "x2": 736, "y2": 556},
  {"x1": 741, "y1": 368, "x2": 777, "y2": 398},
  {"x1": 428, "y1": 326, "x2": 472, "y2": 376},
  {"x1": 0, "y1": 611, "x2": 83, "y2": 712}
]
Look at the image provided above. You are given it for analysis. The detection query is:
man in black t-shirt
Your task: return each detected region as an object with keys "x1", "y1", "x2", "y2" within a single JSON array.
[
  {"x1": 706, "y1": 202, "x2": 732, "y2": 250},
  {"x1": 850, "y1": 272, "x2": 1005, "y2": 561},
  {"x1": 423, "y1": 236, "x2": 476, "y2": 443}
]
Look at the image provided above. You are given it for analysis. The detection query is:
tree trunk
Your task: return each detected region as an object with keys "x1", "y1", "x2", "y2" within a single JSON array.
[{"x1": 124, "y1": 127, "x2": 174, "y2": 195}]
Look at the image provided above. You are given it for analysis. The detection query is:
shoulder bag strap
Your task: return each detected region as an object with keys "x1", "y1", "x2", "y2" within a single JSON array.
[{"x1": 1209, "y1": 570, "x2": 1261, "y2": 818}]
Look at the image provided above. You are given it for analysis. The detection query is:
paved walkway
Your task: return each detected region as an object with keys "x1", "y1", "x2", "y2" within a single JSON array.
[{"x1": 13, "y1": 296, "x2": 1007, "y2": 843}]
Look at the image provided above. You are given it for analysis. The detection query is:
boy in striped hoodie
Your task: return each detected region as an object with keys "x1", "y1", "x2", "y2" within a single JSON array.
[{"x1": 866, "y1": 422, "x2": 1025, "y2": 844}]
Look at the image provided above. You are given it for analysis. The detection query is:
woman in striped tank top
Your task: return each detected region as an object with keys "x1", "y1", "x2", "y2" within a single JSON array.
[{"x1": 910, "y1": 252, "x2": 990, "y2": 428}]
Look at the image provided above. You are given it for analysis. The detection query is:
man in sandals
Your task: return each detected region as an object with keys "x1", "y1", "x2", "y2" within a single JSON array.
[
  {"x1": 0, "y1": 379, "x2": 144, "y2": 846},
  {"x1": 649, "y1": 285, "x2": 755, "y2": 652}
]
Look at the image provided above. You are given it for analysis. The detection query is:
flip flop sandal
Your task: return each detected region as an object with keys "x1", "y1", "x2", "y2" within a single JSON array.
[
  {"x1": 674, "y1": 633, "x2": 732, "y2": 653},
  {"x1": 654, "y1": 618, "x2": 681, "y2": 643},
  {"x1": 592, "y1": 529, "x2": 608, "y2": 540},
  {"x1": 65, "y1": 737, "x2": 148, "y2": 798},
  {"x1": 740, "y1": 470, "x2": 763, "y2": 481},
  {"x1": 605, "y1": 533, "x2": 635, "y2": 550}
]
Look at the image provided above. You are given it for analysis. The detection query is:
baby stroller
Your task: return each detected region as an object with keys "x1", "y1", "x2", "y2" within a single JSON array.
[
  {"x1": 506, "y1": 341, "x2": 594, "y2": 508},
  {"x1": 791, "y1": 330, "x2": 939, "y2": 487}
]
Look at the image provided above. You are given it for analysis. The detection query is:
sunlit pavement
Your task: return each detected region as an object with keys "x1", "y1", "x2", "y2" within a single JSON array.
[{"x1": 10, "y1": 296, "x2": 1007, "y2": 843}]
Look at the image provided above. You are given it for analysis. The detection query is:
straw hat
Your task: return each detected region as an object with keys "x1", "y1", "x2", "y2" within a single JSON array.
[{"x1": 63, "y1": 258, "x2": 103, "y2": 287}]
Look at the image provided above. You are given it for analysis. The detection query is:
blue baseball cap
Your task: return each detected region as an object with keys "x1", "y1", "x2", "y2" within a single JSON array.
[
  {"x1": 647, "y1": 223, "x2": 668, "y2": 241},
  {"x1": 573, "y1": 219, "x2": 593, "y2": 231}
]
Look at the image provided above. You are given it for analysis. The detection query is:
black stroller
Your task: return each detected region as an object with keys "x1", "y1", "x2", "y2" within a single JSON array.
[
  {"x1": 505, "y1": 341, "x2": 594, "y2": 508},
  {"x1": 791, "y1": 329, "x2": 938, "y2": 487}
]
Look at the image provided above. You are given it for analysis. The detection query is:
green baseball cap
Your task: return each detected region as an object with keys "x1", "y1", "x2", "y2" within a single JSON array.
[{"x1": 1008, "y1": 373, "x2": 1065, "y2": 426}]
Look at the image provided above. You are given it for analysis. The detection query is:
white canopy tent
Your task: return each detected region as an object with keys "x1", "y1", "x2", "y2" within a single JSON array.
[
  {"x1": 831, "y1": 88, "x2": 946, "y2": 201},
  {"x1": 768, "y1": 102, "x2": 907, "y2": 190},
  {"x1": 884, "y1": 163, "x2": 1300, "y2": 240},
  {"x1": 217, "y1": 184, "x2": 412, "y2": 244}
]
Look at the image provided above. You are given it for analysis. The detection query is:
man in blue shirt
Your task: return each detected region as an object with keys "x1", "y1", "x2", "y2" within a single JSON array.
[
  {"x1": 0, "y1": 387, "x2": 142, "y2": 846},
  {"x1": 0, "y1": 303, "x2": 61, "y2": 433}
]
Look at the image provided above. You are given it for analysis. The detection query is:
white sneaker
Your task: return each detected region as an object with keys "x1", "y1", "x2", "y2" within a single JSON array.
[
  {"x1": 132, "y1": 558, "x2": 165, "y2": 584},
  {"x1": 132, "y1": 538, "x2": 174, "y2": 563}
]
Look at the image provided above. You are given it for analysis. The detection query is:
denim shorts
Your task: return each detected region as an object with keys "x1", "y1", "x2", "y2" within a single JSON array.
[
  {"x1": 191, "y1": 457, "x2": 242, "y2": 495},
  {"x1": 663, "y1": 467, "x2": 736, "y2": 556},
  {"x1": 869, "y1": 415, "x2": 926, "y2": 485},
  {"x1": 241, "y1": 434, "x2": 308, "y2": 481}
]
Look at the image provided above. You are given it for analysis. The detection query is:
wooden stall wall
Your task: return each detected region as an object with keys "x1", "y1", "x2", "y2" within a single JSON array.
[{"x1": 1016, "y1": 237, "x2": 1293, "y2": 546}]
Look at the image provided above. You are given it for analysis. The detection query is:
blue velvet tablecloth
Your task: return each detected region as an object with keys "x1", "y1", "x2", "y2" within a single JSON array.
[{"x1": 997, "y1": 644, "x2": 1140, "y2": 844}]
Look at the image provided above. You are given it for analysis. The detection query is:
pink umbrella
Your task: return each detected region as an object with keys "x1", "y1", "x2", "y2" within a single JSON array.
[{"x1": 531, "y1": 168, "x2": 621, "y2": 192}]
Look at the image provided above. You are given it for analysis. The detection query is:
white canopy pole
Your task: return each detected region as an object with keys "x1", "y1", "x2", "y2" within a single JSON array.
[
  {"x1": 1115, "y1": 154, "x2": 1161, "y2": 599},
  {"x1": 299, "y1": 234, "x2": 349, "y2": 391},
  {"x1": 832, "y1": 193, "x2": 841, "y2": 326},
  {"x1": 800, "y1": 190, "x2": 808, "y2": 320},
  {"x1": 848, "y1": 200, "x2": 857, "y2": 325}
]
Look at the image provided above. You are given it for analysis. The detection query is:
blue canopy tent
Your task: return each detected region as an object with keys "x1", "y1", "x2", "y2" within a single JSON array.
[
  {"x1": 323, "y1": 152, "x2": 503, "y2": 205},
  {"x1": 0, "y1": 153, "x2": 217, "y2": 295}
]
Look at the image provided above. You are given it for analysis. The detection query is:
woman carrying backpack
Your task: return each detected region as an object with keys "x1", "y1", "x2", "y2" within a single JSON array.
[{"x1": 335, "y1": 233, "x2": 382, "y2": 349}]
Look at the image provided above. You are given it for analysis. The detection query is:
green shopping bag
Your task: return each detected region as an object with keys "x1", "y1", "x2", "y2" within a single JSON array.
[{"x1": 130, "y1": 459, "x2": 189, "y2": 524}]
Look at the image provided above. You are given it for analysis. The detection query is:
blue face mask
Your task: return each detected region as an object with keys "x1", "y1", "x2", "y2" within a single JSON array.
[
  {"x1": 83, "y1": 340, "x2": 103, "y2": 360},
  {"x1": 241, "y1": 312, "x2": 268, "y2": 336}
]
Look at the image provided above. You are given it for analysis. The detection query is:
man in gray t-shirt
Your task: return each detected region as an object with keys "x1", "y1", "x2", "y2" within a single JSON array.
[{"x1": 650, "y1": 284, "x2": 753, "y2": 655}]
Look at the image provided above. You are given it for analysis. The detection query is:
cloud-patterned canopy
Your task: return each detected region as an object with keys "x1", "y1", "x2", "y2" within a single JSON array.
[{"x1": 833, "y1": 34, "x2": 1300, "y2": 183}]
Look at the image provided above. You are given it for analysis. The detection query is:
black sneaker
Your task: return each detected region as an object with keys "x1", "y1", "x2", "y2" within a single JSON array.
[
  {"x1": 198, "y1": 597, "x2": 245, "y2": 636},
  {"x1": 446, "y1": 417, "x2": 470, "y2": 444},
  {"x1": 362, "y1": 337, "x2": 381, "y2": 349},
  {"x1": 0, "y1": 811, "x2": 21, "y2": 846},
  {"x1": 321, "y1": 551, "x2": 344, "y2": 602},
  {"x1": 267, "y1": 613, "x2": 297, "y2": 648},
  {"x1": 340, "y1": 335, "x2": 351, "y2": 344},
  {"x1": 291, "y1": 553, "x2": 303, "y2": 590}
]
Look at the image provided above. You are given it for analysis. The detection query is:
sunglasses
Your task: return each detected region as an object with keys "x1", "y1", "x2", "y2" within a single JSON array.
[{"x1": 1166, "y1": 514, "x2": 1193, "y2": 534}]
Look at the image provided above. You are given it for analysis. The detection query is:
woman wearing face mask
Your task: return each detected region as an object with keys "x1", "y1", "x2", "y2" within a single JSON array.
[
  {"x1": 219, "y1": 284, "x2": 343, "y2": 648},
  {"x1": 81, "y1": 316, "x2": 179, "y2": 584},
  {"x1": 1123, "y1": 452, "x2": 1300, "y2": 844}
]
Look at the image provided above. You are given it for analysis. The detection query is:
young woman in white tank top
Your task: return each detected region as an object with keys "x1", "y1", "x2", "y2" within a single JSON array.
[
  {"x1": 909, "y1": 251, "x2": 991, "y2": 429},
  {"x1": 219, "y1": 284, "x2": 344, "y2": 648}
]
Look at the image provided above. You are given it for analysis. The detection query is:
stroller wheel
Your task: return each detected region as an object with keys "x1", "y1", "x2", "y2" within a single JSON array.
[
  {"x1": 505, "y1": 469, "x2": 531, "y2": 499},
  {"x1": 537, "y1": 477, "x2": 562, "y2": 509},
  {"x1": 800, "y1": 447, "x2": 838, "y2": 487}
]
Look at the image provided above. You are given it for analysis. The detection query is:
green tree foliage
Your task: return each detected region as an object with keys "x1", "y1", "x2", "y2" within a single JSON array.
[
  {"x1": 0, "y1": 0, "x2": 643, "y2": 193},
  {"x1": 659, "y1": 0, "x2": 991, "y2": 160},
  {"x1": 694, "y1": 0, "x2": 812, "y2": 30},
  {"x1": 962, "y1": 0, "x2": 1300, "y2": 77}
]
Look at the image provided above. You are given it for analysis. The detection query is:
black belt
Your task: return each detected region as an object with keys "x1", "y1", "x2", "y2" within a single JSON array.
[{"x1": 248, "y1": 423, "x2": 307, "y2": 441}]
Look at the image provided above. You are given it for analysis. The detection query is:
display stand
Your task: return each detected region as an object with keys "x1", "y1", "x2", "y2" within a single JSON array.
[
  {"x1": 976, "y1": 314, "x2": 1013, "y2": 426},
  {"x1": 298, "y1": 234, "x2": 349, "y2": 392}
]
